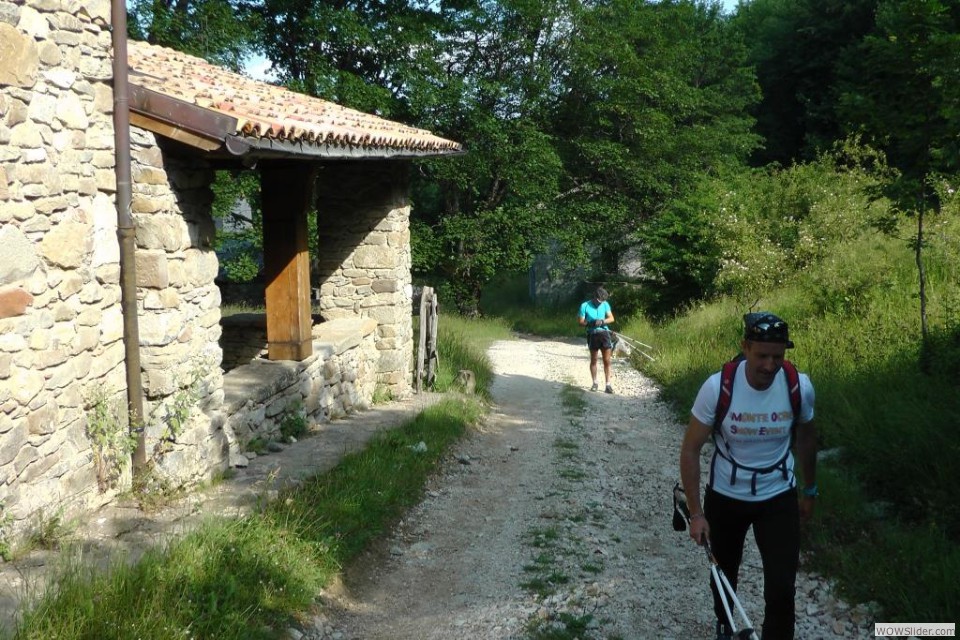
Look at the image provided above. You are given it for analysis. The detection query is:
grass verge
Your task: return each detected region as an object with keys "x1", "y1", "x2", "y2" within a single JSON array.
[
  {"x1": 13, "y1": 312, "x2": 501, "y2": 639},
  {"x1": 418, "y1": 313, "x2": 513, "y2": 400},
  {"x1": 13, "y1": 398, "x2": 483, "y2": 640}
]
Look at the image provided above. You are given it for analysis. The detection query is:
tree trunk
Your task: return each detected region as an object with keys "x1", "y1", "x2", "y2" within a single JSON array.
[{"x1": 916, "y1": 198, "x2": 928, "y2": 343}]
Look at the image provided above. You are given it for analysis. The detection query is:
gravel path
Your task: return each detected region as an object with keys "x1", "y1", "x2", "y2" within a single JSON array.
[{"x1": 304, "y1": 336, "x2": 876, "y2": 640}]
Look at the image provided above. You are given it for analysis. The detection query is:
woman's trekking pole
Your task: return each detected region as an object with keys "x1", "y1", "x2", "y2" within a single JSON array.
[
  {"x1": 672, "y1": 483, "x2": 760, "y2": 640},
  {"x1": 611, "y1": 331, "x2": 656, "y2": 361}
]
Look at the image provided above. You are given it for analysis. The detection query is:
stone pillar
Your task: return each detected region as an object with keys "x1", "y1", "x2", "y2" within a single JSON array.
[
  {"x1": 131, "y1": 136, "x2": 225, "y2": 483},
  {"x1": 314, "y1": 161, "x2": 413, "y2": 397}
]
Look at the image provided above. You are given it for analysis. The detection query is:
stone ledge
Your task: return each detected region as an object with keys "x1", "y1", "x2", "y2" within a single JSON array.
[
  {"x1": 221, "y1": 317, "x2": 377, "y2": 415},
  {"x1": 312, "y1": 316, "x2": 377, "y2": 353}
]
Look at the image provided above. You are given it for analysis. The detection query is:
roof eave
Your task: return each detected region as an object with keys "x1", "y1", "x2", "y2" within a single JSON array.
[
  {"x1": 128, "y1": 83, "x2": 466, "y2": 161},
  {"x1": 129, "y1": 84, "x2": 236, "y2": 152},
  {"x1": 223, "y1": 134, "x2": 466, "y2": 161}
]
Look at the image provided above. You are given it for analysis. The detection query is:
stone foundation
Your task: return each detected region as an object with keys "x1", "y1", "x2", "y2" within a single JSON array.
[{"x1": 219, "y1": 318, "x2": 378, "y2": 467}]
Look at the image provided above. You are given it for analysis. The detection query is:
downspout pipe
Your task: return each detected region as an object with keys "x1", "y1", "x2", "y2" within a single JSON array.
[{"x1": 111, "y1": 0, "x2": 147, "y2": 471}]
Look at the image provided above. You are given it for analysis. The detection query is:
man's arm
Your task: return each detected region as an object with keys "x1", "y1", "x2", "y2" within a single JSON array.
[
  {"x1": 795, "y1": 420, "x2": 817, "y2": 519},
  {"x1": 680, "y1": 416, "x2": 713, "y2": 545}
]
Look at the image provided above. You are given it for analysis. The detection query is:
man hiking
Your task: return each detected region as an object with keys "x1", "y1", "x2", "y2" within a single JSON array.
[{"x1": 679, "y1": 312, "x2": 817, "y2": 640}]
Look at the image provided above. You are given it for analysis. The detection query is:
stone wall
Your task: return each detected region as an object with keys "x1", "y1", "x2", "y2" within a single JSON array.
[
  {"x1": 314, "y1": 161, "x2": 414, "y2": 397},
  {"x1": 0, "y1": 0, "x2": 126, "y2": 536},
  {"x1": 222, "y1": 317, "x2": 378, "y2": 466},
  {"x1": 0, "y1": 0, "x2": 418, "y2": 545},
  {"x1": 219, "y1": 313, "x2": 269, "y2": 372}
]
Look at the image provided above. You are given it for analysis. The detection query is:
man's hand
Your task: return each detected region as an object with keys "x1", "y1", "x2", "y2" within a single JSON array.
[
  {"x1": 594, "y1": 319, "x2": 605, "y2": 327},
  {"x1": 689, "y1": 513, "x2": 709, "y2": 546}
]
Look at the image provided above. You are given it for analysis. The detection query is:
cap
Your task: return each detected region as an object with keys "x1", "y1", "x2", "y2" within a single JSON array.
[{"x1": 743, "y1": 312, "x2": 794, "y2": 348}]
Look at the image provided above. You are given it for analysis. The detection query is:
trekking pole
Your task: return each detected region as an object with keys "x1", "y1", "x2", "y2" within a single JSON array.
[
  {"x1": 672, "y1": 483, "x2": 760, "y2": 640},
  {"x1": 611, "y1": 331, "x2": 653, "y2": 350},
  {"x1": 611, "y1": 331, "x2": 656, "y2": 361}
]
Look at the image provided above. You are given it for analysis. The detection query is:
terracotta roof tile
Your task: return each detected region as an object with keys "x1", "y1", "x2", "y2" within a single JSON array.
[{"x1": 127, "y1": 40, "x2": 461, "y2": 155}]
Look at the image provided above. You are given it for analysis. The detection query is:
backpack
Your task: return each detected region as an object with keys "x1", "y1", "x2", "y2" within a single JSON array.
[{"x1": 710, "y1": 357, "x2": 802, "y2": 496}]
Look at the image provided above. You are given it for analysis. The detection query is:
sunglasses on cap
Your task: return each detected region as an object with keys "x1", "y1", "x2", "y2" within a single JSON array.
[{"x1": 743, "y1": 312, "x2": 794, "y2": 348}]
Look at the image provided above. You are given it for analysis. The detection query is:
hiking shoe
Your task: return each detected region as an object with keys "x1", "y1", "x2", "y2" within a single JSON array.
[
  {"x1": 590, "y1": 382, "x2": 598, "y2": 392},
  {"x1": 605, "y1": 384, "x2": 614, "y2": 394}
]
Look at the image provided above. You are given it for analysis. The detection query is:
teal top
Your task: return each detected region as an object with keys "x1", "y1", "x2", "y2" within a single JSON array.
[{"x1": 579, "y1": 300, "x2": 611, "y2": 333}]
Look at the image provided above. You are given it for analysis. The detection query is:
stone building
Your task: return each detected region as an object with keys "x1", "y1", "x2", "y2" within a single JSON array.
[{"x1": 0, "y1": 1, "x2": 460, "y2": 544}]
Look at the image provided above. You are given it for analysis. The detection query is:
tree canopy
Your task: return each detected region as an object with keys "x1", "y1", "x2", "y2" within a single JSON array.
[{"x1": 132, "y1": 0, "x2": 960, "y2": 316}]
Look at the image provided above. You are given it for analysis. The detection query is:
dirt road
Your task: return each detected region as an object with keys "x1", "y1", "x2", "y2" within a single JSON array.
[{"x1": 315, "y1": 336, "x2": 874, "y2": 640}]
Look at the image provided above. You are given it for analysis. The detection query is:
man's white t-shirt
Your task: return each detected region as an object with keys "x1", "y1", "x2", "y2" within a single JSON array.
[{"x1": 691, "y1": 361, "x2": 815, "y2": 501}]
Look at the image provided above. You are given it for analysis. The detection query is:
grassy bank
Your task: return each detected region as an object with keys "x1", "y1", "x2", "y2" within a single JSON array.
[
  {"x1": 426, "y1": 313, "x2": 514, "y2": 399},
  {"x1": 619, "y1": 230, "x2": 960, "y2": 622},
  {"x1": 12, "y1": 317, "x2": 506, "y2": 639}
]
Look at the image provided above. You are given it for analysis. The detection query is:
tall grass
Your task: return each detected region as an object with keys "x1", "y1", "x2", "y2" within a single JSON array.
[
  {"x1": 429, "y1": 314, "x2": 513, "y2": 399},
  {"x1": 629, "y1": 227, "x2": 960, "y2": 622},
  {"x1": 12, "y1": 316, "x2": 494, "y2": 639}
]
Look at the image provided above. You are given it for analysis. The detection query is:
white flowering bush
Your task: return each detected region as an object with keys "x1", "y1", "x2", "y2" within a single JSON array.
[{"x1": 711, "y1": 145, "x2": 888, "y2": 302}]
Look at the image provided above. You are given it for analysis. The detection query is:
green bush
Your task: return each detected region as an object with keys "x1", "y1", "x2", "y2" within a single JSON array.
[
  {"x1": 638, "y1": 143, "x2": 891, "y2": 318},
  {"x1": 279, "y1": 404, "x2": 309, "y2": 440}
]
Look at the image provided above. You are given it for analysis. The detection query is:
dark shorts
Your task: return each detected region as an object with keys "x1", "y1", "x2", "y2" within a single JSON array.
[{"x1": 587, "y1": 330, "x2": 613, "y2": 352}]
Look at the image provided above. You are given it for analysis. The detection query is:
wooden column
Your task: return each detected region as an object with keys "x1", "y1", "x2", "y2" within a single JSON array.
[{"x1": 261, "y1": 162, "x2": 316, "y2": 361}]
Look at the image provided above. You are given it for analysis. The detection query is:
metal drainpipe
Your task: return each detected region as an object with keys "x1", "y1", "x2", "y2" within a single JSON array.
[{"x1": 111, "y1": 0, "x2": 147, "y2": 471}]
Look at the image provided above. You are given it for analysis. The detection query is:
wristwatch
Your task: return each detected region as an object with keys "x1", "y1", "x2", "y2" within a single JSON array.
[{"x1": 802, "y1": 484, "x2": 819, "y2": 498}]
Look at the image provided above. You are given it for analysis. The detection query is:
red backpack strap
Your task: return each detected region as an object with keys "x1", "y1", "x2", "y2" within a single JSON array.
[
  {"x1": 714, "y1": 360, "x2": 740, "y2": 430},
  {"x1": 782, "y1": 360, "x2": 802, "y2": 424}
]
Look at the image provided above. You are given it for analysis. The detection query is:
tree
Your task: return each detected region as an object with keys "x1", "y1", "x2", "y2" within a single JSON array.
[
  {"x1": 128, "y1": 0, "x2": 256, "y2": 71},
  {"x1": 411, "y1": 0, "x2": 571, "y2": 313},
  {"x1": 250, "y1": 0, "x2": 446, "y2": 115},
  {"x1": 732, "y1": 0, "x2": 878, "y2": 165},
  {"x1": 835, "y1": 0, "x2": 960, "y2": 344},
  {"x1": 551, "y1": 0, "x2": 760, "y2": 303}
]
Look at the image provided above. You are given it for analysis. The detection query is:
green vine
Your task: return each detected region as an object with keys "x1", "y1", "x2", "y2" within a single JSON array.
[
  {"x1": 279, "y1": 402, "x2": 308, "y2": 440},
  {"x1": 0, "y1": 503, "x2": 12, "y2": 561},
  {"x1": 85, "y1": 389, "x2": 136, "y2": 492},
  {"x1": 151, "y1": 361, "x2": 208, "y2": 456}
]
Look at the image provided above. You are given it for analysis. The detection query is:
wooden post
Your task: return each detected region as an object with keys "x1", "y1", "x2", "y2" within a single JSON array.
[
  {"x1": 415, "y1": 286, "x2": 439, "y2": 392},
  {"x1": 261, "y1": 162, "x2": 316, "y2": 361},
  {"x1": 416, "y1": 286, "x2": 431, "y2": 392},
  {"x1": 425, "y1": 290, "x2": 439, "y2": 389}
]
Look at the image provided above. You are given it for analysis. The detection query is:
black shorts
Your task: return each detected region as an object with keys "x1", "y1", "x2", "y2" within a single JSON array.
[{"x1": 587, "y1": 330, "x2": 613, "y2": 352}]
